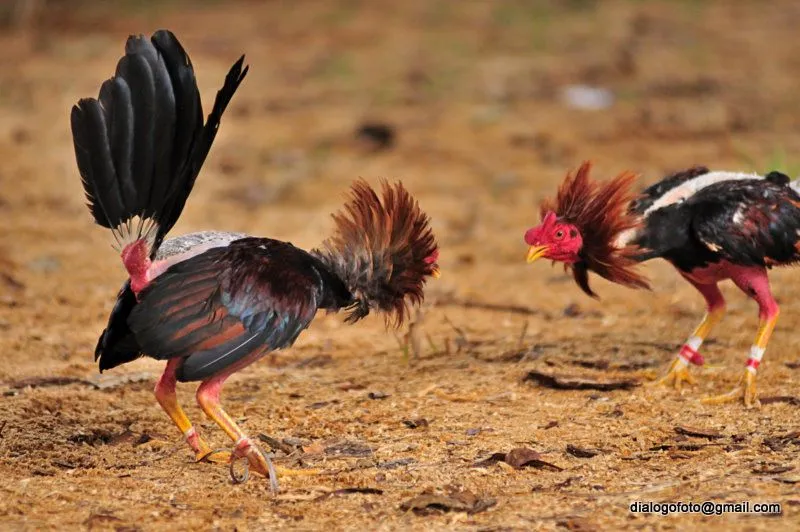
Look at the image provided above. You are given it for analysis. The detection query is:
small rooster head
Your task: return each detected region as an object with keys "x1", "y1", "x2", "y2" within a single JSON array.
[
  {"x1": 523, "y1": 161, "x2": 650, "y2": 297},
  {"x1": 314, "y1": 179, "x2": 439, "y2": 327},
  {"x1": 524, "y1": 211, "x2": 583, "y2": 264}
]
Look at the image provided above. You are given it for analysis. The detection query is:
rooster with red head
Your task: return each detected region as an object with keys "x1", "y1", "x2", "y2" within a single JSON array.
[
  {"x1": 71, "y1": 30, "x2": 439, "y2": 489},
  {"x1": 524, "y1": 161, "x2": 800, "y2": 407}
]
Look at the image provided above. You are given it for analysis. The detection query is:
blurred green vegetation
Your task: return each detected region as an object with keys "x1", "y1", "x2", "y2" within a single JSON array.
[{"x1": 735, "y1": 145, "x2": 800, "y2": 179}]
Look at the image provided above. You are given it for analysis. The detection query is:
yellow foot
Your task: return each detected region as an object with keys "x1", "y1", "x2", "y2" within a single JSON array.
[
  {"x1": 195, "y1": 448, "x2": 232, "y2": 464},
  {"x1": 652, "y1": 359, "x2": 696, "y2": 391},
  {"x1": 701, "y1": 371, "x2": 759, "y2": 408}
]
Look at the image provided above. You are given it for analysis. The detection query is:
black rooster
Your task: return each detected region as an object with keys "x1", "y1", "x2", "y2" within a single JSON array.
[
  {"x1": 71, "y1": 30, "x2": 440, "y2": 488},
  {"x1": 523, "y1": 162, "x2": 800, "y2": 407}
]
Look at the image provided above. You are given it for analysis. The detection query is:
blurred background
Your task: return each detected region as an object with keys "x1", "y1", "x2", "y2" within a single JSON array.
[
  {"x1": 4, "y1": 0, "x2": 800, "y2": 419},
  {"x1": 2, "y1": 1, "x2": 800, "y2": 528},
  {"x1": 5, "y1": 1, "x2": 800, "y2": 323}
]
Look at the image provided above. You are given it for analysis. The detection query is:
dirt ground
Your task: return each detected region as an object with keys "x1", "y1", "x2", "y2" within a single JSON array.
[{"x1": 2, "y1": 1, "x2": 800, "y2": 530}]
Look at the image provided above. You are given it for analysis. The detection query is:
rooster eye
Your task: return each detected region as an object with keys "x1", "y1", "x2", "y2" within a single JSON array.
[{"x1": 555, "y1": 230, "x2": 565, "y2": 239}]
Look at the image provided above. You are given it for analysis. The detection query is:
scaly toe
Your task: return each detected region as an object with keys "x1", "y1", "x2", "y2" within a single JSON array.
[
  {"x1": 702, "y1": 370, "x2": 760, "y2": 407},
  {"x1": 701, "y1": 386, "x2": 743, "y2": 405},
  {"x1": 744, "y1": 395, "x2": 761, "y2": 409},
  {"x1": 274, "y1": 465, "x2": 322, "y2": 477},
  {"x1": 196, "y1": 448, "x2": 232, "y2": 464},
  {"x1": 744, "y1": 387, "x2": 760, "y2": 409},
  {"x1": 672, "y1": 370, "x2": 695, "y2": 391},
  {"x1": 651, "y1": 362, "x2": 695, "y2": 391}
]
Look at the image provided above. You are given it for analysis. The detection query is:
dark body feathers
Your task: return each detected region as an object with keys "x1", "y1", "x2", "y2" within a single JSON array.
[
  {"x1": 95, "y1": 280, "x2": 141, "y2": 372},
  {"x1": 129, "y1": 238, "x2": 353, "y2": 382},
  {"x1": 72, "y1": 30, "x2": 248, "y2": 372},
  {"x1": 627, "y1": 169, "x2": 800, "y2": 273}
]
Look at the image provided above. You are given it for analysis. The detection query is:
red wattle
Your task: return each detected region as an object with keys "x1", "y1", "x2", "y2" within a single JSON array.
[
  {"x1": 121, "y1": 240, "x2": 152, "y2": 296},
  {"x1": 524, "y1": 228, "x2": 538, "y2": 245}
]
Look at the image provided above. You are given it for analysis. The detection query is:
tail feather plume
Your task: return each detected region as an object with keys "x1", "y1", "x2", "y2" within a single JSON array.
[
  {"x1": 70, "y1": 29, "x2": 248, "y2": 257},
  {"x1": 313, "y1": 180, "x2": 440, "y2": 326},
  {"x1": 157, "y1": 53, "x2": 248, "y2": 248}
]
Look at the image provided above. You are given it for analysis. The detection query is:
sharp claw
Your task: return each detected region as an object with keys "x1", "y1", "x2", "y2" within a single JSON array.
[
  {"x1": 257, "y1": 447, "x2": 280, "y2": 493},
  {"x1": 225, "y1": 441, "x2": 280, "y2": 491},
  {"x1": 229, "y1": 452, "x2": 250, "y2": 484}
]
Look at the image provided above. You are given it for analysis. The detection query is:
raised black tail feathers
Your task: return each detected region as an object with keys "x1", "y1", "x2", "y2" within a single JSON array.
[
  {"x1": 156, "y1": 52, "x2": 248, "y2": 249},
  {"x1": 74, "y1": 30, "x2": 247, "y2": 373},
  {"x1": 70, "y1": 29, "x2": 248, "y2": 256}
]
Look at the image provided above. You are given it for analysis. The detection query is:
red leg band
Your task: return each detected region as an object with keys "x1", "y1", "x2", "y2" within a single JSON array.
[{"x1": 679, "y1": 344, "x2": 705, "y2": 366}]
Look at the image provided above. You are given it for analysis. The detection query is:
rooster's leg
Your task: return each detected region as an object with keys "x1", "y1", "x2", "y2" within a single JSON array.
[
  {"x1": 656, "y1": 280, "x2": 725, "y2": 390},
  {"x1": 154, "y1": 359, "x2": 230, "y2": 463},
  {"x1": 703, "y1": 268, "x2": 778, "y2": 408},
  {"x1": 195, "y1": 374, "x2": 320, "y2": 488}
]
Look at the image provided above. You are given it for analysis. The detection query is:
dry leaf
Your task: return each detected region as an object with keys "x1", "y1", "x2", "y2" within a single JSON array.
[
  {"x1": 402, "y1": 418, "x2": 429, "y2": 429},
  {"x1": 523, "y1": 370, "x2": 639, "y2": 391},
  {"x1": 302, "y1": 442, "x2": 325, "y2": 455},
  {"x1": 324, "y1": 439, "x2": 373, "y2": 457},
  {"x1": 763, "y1": 432, "x2": 800, "y2": 452},
  {"x1": 473, "y1": 448, "x2": 563, "y2": 471},
  {"x1": 649, "y1": 442, "x2": 721, "y2": 452},
  {"x1": 566, "y1": 444, "x2": 601, "y2": 458},
  {"x1": 506, "y1": 447, "x2": 542, "y2": 468},
  {"x1": 674, "y1": 425, "x2": 722, "y2": 439},
  {"x1": 400, "y1": 490, "x2": 496, "y2": 515},
  {"x1": 759, "y1": 396, "x2": 800, "y2": 406},
  {"x1": 752, "y1": 465, "x2": 794, "y2": 475}
]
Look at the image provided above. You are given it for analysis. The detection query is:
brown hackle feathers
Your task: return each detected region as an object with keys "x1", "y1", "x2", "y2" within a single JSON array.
[
  {"x1": 541, "y1": 161, "x2": 650, "y2": 296},
  {"x1": 313, "y1": 180, "x2": 439, "y2": 327}
]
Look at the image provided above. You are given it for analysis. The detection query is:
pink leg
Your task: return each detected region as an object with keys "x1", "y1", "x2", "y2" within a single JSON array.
[
  {"x1": 676, "y1": 279, "x2": 726, "y2": 367},
  {"x1": 704, "y1": 267, "x2": 779, "y2": 407},
  {"x1": 194, "y1": 358, "x2": 320, "y2": 487},
  {"x1": 195, "y1": 372, "x2": 279, "y2": 489},
  {"x1": 730, "y1": 267, "x2": 779, "y2": 373},
  {"x1": 656, "y1": 279, "x2": 726, "y2": 390},
  {"x1": 154, "y1": 359, "x2": 226, "y2": 462}
]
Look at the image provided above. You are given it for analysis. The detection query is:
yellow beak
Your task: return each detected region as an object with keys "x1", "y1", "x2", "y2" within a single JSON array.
[
  {"x1": 526, "y1": 245, "x2": 549, "y2": 263},
  {"x1": 431, "y1": 266, "x2": 441, "y2": 279}
]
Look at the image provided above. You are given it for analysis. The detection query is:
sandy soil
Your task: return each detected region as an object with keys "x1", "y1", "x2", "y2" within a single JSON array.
[{"x1": 2, "y1": 1, "x2": 800, "y2": 530}]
